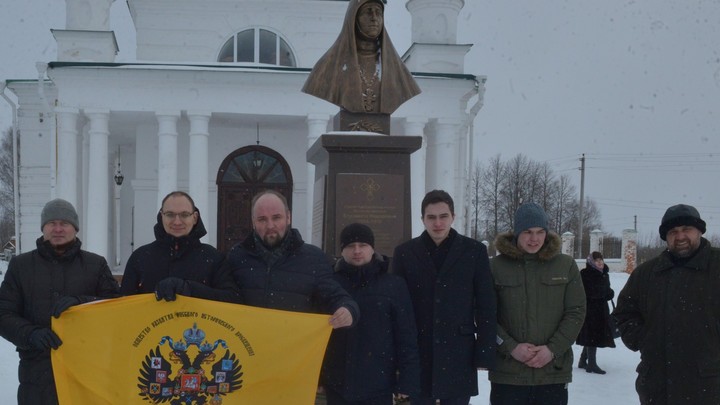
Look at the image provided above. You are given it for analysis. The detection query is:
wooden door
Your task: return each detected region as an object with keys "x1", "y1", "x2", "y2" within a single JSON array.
[{"x1": 216, "y1": 146, "x2": 293, "y2": 252}]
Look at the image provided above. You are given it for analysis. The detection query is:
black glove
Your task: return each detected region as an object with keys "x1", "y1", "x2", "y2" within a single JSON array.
[
  {"x1": 52, "y1": 296, "x2": 82, "y2": 318},
  {"x1": 155, "y1": 277, "x2": 189, "y2": 301},
  {"x1": 28, "y1": 328, "x2": 62, "y2": 350}
]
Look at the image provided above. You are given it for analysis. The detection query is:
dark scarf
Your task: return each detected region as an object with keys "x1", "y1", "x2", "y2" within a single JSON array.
[
  {"x1": 254, "y1": 232, "x2": 292, "y2": 268},
  {"x1": 420, "y1": 228, "x2": 457, "y2": 270},
  {"x1": 335, "y1": 255, "x2": 386, "y2": 289}
]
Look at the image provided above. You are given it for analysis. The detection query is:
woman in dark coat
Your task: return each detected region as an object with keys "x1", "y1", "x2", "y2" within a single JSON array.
[
  {"x1": 576, "y1": 251, "x2": 615, "y2": 374},
  {"x1": 121, "y1": 191, "x2": 224, "y2": 295},
  {"x1": 321, "y1": 223, "x2": 420, "y2": 404}
]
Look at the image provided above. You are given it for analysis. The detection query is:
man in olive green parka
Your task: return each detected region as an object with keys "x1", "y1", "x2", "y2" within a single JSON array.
[{"x1": 489, "y1": 203, "x2": 586, "y2": 405}]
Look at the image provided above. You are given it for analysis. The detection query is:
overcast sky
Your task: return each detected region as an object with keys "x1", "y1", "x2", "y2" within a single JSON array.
[{"x1": 2, "y1": 0, "x2": 719, "y2": 239}]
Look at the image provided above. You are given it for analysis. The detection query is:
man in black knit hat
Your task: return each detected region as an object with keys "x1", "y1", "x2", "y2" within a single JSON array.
[
  {"x1": 320, "y1": 223, "x2": 420, "y2": 404},
  {"x1": 613, "y1": 203, "x2": 720, "y2": 404}
]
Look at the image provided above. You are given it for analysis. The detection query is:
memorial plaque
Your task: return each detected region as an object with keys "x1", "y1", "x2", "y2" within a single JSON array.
[
  {"x1": 307, "y1": 134, "x2": 421, "y2": 258},
  {"x1": 335, "y1": 173, "x2": 404, "y2": 255}
]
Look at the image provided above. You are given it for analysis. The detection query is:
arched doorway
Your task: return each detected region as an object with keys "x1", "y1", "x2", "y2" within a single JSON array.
[{"x1": 216, "y1": 146, "x2": 293, "y2": 252}]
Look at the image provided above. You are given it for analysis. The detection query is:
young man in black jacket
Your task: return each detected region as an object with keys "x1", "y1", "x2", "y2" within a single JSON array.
[{"x1": 392, "y1": 190, "x2": 496, "y2": 404}]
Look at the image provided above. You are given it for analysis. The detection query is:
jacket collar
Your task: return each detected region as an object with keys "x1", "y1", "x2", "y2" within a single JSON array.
[
  {"x1": 494, "y1": 231, "x2": 562, "y2": 261},
  {"x1": 36, "y1": 236, "x2": 82, "y2": 262},
  {"x1": 241, "y1": 228, "x2": 305, "y2": 254},
  {"x1": 653, "y1": 238, "x2": 712, "y2": 272}
]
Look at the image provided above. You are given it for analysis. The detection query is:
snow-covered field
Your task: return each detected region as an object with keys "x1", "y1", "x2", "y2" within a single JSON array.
[{"x1": 0, "y1": 261, "x2": 638, "y2": 404}]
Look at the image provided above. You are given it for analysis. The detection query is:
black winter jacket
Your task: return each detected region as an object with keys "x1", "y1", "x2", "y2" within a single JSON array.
[
  {"x1": 0, "y1": 237, "x2": 119, "y2": 404},
  {"x1": 392, "y1": 229, "x2": 497, "y2": 399},
  {"x1": 321, "y1": 254, "x2": 420, "y2": 400},
  {"x1": 613, "y1": 238, "x2": 720, "y2": 404},
  {"x1": 121, "y1": 210, "x2": 224, "y2": 294},
  {"x1": 208, "y1": 229, "x2": 359, "y2": 320}
]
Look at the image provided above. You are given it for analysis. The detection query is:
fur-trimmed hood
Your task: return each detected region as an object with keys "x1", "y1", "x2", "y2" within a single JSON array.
[{"x1": 493, "y1": 231, "x2": 562, "y2": 261}]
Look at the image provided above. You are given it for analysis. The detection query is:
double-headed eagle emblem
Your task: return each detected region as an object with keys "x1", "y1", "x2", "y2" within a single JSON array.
[{"x1": 137, "y1": 323, "x2": 243, "y2": 404}]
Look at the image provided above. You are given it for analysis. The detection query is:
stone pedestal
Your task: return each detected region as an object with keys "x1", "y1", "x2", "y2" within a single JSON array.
[
  {"x1": 307, "y1": 134, "x2": 421, "y2": 258},
  {"x1": 334, "y1": 111, "x2": 390, "y2": 134}
]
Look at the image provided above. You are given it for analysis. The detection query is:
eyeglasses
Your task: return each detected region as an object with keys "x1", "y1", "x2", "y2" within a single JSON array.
[{"x1": 161, "y1": 211, "x2": 195, "y2": 220}]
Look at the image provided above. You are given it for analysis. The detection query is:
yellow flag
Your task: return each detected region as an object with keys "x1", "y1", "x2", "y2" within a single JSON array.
[{"x1": 51, "y1": 294, "x2": 332, "y2": 405}]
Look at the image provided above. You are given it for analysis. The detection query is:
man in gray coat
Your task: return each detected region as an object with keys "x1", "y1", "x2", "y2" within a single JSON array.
[{"x1": 613, "y1": 204, "x2": 720, "y2": 404}]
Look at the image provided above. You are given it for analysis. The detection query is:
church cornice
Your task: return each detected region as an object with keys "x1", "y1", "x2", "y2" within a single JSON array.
[{"x1": 46, "y1": 62, "x2": 479, "y2": 82}]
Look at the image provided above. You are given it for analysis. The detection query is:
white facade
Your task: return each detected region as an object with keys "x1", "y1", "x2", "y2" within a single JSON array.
[{"x1": 5, "y1": 0, "x2": 482, "y2": 274}]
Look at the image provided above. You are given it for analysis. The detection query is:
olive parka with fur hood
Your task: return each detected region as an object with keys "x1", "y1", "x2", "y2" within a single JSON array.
[{"x1": 489, "y1": 231, "x2": 586, "y2": 386}]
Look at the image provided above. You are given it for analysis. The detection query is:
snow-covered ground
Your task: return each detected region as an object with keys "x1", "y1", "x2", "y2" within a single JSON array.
[{"x1": 0, "y1": 261, "x2": 638, "y2": 404}]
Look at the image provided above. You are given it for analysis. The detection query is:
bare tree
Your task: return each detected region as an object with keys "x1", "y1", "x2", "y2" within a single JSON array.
[
  {"x1": 466, "y1": 154, "x2": 604, "y2": 254},
  {"x1": 479, "y1": 154, "x2": 505, "y2": 238},
  {"x1": 0, "y1": 128, "x2": 15, "y2": 244},
  {"x1": 466, "y1": 161, "x2": 483, "y2": 240},
  {"x1": 552, "y1": 174, "x2": 576, "y2": 234}
]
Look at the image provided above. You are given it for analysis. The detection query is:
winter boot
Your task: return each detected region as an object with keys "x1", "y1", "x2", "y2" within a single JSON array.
[
  {"x1": 578, "y1": 347, "x2": 587, "y2": 369},
  {"x1": 585, "y1": 347, "x2": 606, "y2": 374}
]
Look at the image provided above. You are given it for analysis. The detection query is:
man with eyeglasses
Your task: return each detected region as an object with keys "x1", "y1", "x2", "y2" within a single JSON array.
[{"x1": 120, "y1": 191, "x2": 224, "y2": 295}]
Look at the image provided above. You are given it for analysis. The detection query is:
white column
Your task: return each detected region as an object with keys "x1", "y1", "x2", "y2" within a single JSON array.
[
  {"x1": 305, "y1": 114, "x2": 329, "y2": 245},
  {"x1": 590, "y1": 229, "x2": 604, "y2": 254},
  {"x1": 403, "y1": 116, "x2": 427, "y2": 236},
  {"x1": 561, "y1": 232, "x2": 575, "y2": 257},
  {"x1": 85, "y1": 109, "x2": 110, "y2": 257},
  {"x1": 406, "y1": 0, "x2": 464, "y2": 44},
  {"x1": 113, "y1": 151, "x2": 121, "y2": 267},
  {"x1": 65, "y1": 0, "x2": 115, "y2": 30},
  {"x1": 156, "y1": 112, "x2": 180, "y2": 207},
  {"x1": 187, "y1": 111, "x2": 211, "y2": 242},
  {"x1": 55, "y1": 107, "x2": 79, "y2": 206},
  {"x1": 622, "y1": 229, "x2": 638, "y2": 273},
  {"x1": 426, "y1": 119, "x2": 462, "y2": 226}
]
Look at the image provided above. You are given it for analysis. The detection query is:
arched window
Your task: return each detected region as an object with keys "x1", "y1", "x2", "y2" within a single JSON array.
[{"x1": 217, "y1": 28, "x2": 296, "y2": 67}]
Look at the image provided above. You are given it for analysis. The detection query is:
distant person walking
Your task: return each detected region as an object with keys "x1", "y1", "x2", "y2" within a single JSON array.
[
  {"x1": 576, "y1": 251, "x2": 615, "y2": 375},
  {"x1": 613, "y1": 204, "x2": 720, "y2": 404}
]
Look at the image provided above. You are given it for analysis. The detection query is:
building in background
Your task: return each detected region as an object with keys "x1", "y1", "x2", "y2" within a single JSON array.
[{"x1": 3, "y1": 0, "x2": 482, "y2": 274}]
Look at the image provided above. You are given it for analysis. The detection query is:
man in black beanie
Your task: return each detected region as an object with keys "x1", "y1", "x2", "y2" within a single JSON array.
[
  {"x1": 613, "y1": 204, "x2": 720, "y2": 404},
  {"x1": 0, "y1": 198, "x2": 120, "y2": 405},
  {"x1": 320, "y1": 223, "x2": 420, "y2": 404}
]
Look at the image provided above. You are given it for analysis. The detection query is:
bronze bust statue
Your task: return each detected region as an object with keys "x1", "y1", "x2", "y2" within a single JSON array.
[{"x1": 302, "y1": 0, "x2": 421, "y2": 119}]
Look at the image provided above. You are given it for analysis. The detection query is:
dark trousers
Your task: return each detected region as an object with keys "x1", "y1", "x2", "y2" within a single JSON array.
[
  {"x1": 490, "y1": 382, "x2": 568, "y2": 405},
  {"x1": 411, "y1": 396, "x2": 471, "y2": 405},
  {"x1": 324, "y1": 386, "x2": 393, "y2": 405}
]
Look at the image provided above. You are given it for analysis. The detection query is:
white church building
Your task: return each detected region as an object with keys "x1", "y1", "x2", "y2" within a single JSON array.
[{"x1": 3, "y1": 0, "x2": 483, "y2": 274}]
